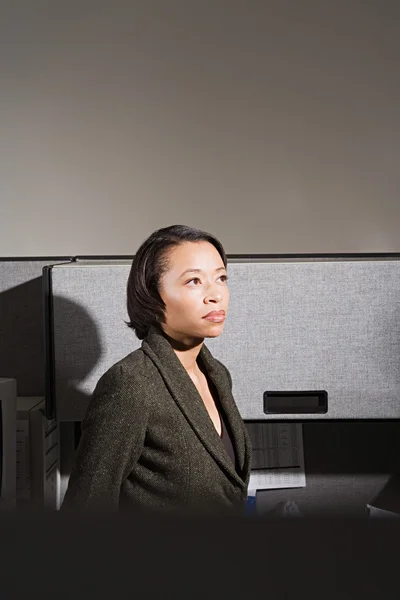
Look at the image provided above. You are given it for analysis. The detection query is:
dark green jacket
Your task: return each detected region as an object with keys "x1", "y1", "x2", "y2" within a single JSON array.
[{"x1": 62, "y1": 325, "x2": 252, "y2": 514}]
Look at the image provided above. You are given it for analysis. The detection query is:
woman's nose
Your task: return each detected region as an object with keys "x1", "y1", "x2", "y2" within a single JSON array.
[{"x1": 204, "y1": 289, "x2": 223, "y2": 303}]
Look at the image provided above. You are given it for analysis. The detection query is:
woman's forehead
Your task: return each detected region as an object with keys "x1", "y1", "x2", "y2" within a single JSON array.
[{"x1": 164, "y1": 242, "x2": 225, "y2": 273}]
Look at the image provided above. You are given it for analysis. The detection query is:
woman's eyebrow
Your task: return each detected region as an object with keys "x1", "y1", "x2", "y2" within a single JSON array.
[{"x1": 179, "y1": 267, "x2": 226, "y2": 278}]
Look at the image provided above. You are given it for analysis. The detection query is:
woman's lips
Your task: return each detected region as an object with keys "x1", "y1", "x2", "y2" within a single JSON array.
[{"x1": 203, "y1": 311, "x2": 225, "y2": 322}]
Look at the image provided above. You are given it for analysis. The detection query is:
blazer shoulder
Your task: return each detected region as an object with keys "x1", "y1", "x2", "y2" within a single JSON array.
[
  {"x1": 101, "y1": 346, "x2": 159, "y2": 381},
  {"x1": 92, "y1": 347, "x2": 158, "y2": 406}
]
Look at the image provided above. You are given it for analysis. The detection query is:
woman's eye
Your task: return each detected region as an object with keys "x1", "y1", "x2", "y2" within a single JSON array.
[{"x1": 186, "y1": 275, "x2": 228, "y2": 285}]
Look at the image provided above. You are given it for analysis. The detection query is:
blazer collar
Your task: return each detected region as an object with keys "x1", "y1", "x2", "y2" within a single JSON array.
[{"x1": 141, "y1": 325, "x2": 248, "y2": 489}]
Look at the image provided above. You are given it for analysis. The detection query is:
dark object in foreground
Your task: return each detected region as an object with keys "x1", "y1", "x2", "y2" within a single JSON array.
[{"x1": 5, "y1": 510, "x2": 400, "y2": 599}]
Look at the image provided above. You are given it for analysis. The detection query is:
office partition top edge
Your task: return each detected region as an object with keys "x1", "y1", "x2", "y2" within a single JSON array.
[
  {"x1": 2, "y1": 253, "x2": 400, "y2": 263},
  {"x1": 46, "y1": 253, "x2": 400, "y2": 268},
  {"x1": 0, "y1": 256, "x2": 75, "y2": 262},
  {"x1": 71, "y1": 253, "x2": 400, "y2": 260}
]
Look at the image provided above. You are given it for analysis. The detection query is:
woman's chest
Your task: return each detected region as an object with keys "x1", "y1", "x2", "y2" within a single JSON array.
[{"x1": 190, "y1": 374, "x2": 222, "y2": 436}]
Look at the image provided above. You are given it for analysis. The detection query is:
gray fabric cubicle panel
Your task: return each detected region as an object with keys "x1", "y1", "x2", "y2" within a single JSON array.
[
  {"x1": 50, "y1": 261, "x2": 140, "y2": 421},
  {"x1": 49, "y1": 257, "x2": 400, "y2": 422},
  {"x1": 208, "y1": 258, "x2": 400, "y2": 420}
]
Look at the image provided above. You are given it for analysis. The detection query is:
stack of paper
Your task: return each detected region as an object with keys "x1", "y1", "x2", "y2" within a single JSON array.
[{"x1": 246, "y1": 423, "x2": 306, "y2": 491}]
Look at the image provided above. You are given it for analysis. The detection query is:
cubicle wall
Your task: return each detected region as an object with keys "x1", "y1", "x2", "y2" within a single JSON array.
[
  {"x1": 41, "y1": 254, "x2": 400, "y2": 514},
  {"x1": 45, "y1": 256, "x2": 400, "y2": 422},
  {"x1": 2, "y1": 255, "x2": 400, "y2": 514}
]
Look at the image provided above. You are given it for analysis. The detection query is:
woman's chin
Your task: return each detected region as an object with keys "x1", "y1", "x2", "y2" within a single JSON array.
[{"x1": 202, "y1": 322, "x2": 225, "y2": 338}]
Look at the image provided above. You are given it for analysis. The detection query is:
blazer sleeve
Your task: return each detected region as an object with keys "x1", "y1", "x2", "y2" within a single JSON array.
[{"x1": 61, "y1": 364, "x2": 149, "y2": 511}]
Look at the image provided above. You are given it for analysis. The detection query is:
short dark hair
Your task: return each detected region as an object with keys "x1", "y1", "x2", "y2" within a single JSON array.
[{"x1": 126, "y1": 224, "x2": 228, "y2": 340}]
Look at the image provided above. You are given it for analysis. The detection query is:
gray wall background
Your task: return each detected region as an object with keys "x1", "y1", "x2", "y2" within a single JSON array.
[{"x1": 1, "y1": 0, "x2": 399, "y2": 256}]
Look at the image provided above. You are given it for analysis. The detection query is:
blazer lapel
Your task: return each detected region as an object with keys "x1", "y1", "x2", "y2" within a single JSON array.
[
  {"x1": 141, "y1": 326, "x2": 247, "y2": 489},
  {"x1": 198, "y1": 344, "x2": 251, "y2": 485}
]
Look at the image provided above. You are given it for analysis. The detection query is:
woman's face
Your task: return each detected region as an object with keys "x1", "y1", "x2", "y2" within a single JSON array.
[{"x1": 158, "y1": 241, "x2": 229, "y2": 342}]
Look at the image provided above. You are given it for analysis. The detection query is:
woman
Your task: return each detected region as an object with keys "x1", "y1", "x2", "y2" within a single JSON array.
[{"x1": 62, "y1": 224, "x2": 252, "y2": 514}]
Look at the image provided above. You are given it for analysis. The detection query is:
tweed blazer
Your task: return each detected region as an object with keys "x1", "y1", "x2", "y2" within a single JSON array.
[{"x1": 61, "y1": 325, "x2": 252, "y2": 514}]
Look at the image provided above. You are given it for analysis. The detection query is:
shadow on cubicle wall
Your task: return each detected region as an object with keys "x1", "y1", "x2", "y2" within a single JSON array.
[
  {"x1": 49, "y1": 295, "x2": 103, "y2": 421},
  {"x1": 0, "y1": 258, "x2": 72, "y2": 395},
  {"x1": 0, "y1": 276, "x2": 46, "y2": 396}
]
